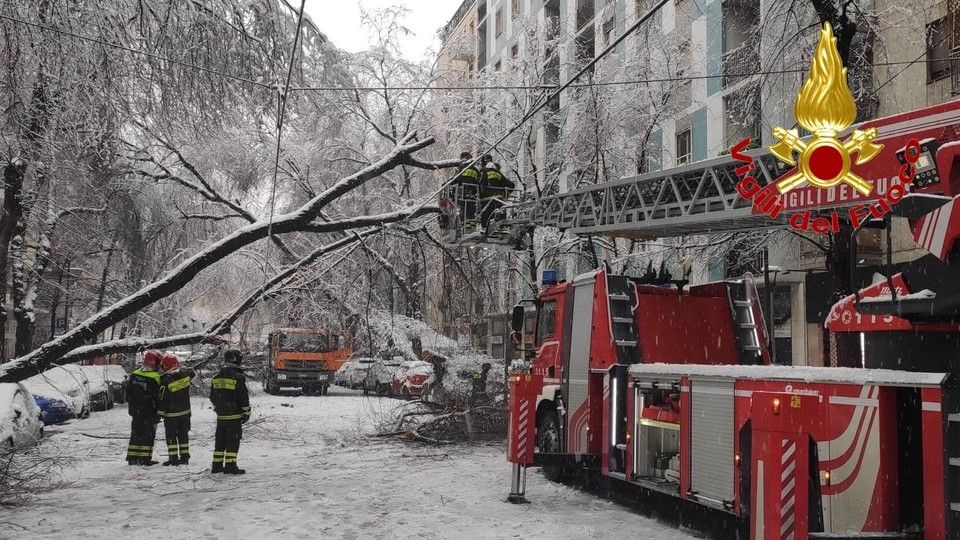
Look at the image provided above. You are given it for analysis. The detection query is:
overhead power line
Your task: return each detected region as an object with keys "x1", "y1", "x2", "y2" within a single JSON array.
[{"x1": 396, "y1": 0, "x2": 673, "y2": 227}]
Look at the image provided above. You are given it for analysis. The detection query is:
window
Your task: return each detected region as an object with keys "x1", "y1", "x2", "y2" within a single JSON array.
[
  {"x1": 928, "y1": 18, "x2": 952, "y2": 82},
  {"x1": 512, "y1": 0, "x2": 521, "y2": 18},
  {"x1": 495, "y1": 60, "x2": 502, "y2": 71},
  {"x1": 675, "y1": 128, "x2": 692, "y2": 165},
  {"x1": 602, "y1": 18, "x2": 615, "y2": 47},
  {"x1": 535, "y1": 301, "x2": 557, "y2": 346},
  {"x1": 511, "y1": 44, "x2": 519, "y2": 59},
  {"x1": 495, "y1": 8, "x2": 504, "y2": 37}
]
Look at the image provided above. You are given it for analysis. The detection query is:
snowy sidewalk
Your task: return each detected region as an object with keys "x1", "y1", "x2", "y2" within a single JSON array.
[{"x1": 3, "y1": 387, "x2": 694, "y2": 539}]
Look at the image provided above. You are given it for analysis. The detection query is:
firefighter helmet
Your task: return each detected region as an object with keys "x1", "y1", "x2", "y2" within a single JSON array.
[
  {"x1": 223, "y1": 349, "x2": 243, "y2": 365},
  {"x1": 160, "y1": 353, "x2": 180, "y2": 373},
  {"x1": 143, "y1": 350, "x2": 163, "y2": 370}
]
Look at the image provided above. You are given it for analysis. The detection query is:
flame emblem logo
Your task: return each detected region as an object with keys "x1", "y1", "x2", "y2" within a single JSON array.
[{"x1": 770, "y1": 23, "x2": 883, "y2": 196}]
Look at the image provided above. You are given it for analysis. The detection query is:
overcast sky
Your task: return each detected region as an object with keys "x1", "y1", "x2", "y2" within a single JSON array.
[{"x1": 305, "y1": 1, "x2": 456, "y2": 60}]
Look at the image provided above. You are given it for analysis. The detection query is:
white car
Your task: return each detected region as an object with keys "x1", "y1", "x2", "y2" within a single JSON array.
[
  {"x1": 0, "y1": 383, "x2": 44, "y2": 450},
  {"x1": 364, "y1": 356, "x2": 405, "y2": 395},
  {"x1": 334, "y1": 360, "x2": 353, "y2": 386},
  {"x1": 345, "y1": 358, "x2": 376, "y2": 389},
  {"x1": 77, "y1": 366, "x2": 115, "y2": 411},
  {"x1": 23, "y1": 365, "x2": 92, "y2": 419}
]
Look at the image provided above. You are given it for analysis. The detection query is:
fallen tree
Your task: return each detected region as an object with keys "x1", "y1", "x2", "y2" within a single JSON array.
[{"x1": 0, "y1": 133, "x2": 445, "y2": 382}]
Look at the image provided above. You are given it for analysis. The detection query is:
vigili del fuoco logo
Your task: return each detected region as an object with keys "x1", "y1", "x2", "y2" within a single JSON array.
[{"x1": 730, "y1": 23, "x2": 920, "y2": 234}]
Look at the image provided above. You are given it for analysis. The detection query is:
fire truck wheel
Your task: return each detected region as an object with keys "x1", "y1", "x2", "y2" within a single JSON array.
[{"x1": 537, "y1": 410, "x2": 564, "y2": 482}]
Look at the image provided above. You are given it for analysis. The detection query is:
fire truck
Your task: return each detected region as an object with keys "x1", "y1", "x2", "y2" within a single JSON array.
[{"x1": 476, "y1": 98, "x2": 960, "y2": 539}]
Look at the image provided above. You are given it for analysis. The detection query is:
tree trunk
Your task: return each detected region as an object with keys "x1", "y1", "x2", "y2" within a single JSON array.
[{"x1": 0, "y1": 163, "x2": 26, "y2": 363}]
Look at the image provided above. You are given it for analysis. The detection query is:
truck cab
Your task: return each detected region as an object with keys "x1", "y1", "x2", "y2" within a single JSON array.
[{"x1": 262, "y1": 328, "x2": 352, "y2": 396}]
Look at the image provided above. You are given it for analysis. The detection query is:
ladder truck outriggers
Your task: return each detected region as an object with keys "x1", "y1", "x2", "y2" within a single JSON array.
[{"x1": 451, "y1": 98, "x2": 960, "y2": 539}]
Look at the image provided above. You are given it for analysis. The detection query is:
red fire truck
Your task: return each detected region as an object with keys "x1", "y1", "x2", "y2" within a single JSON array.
[{"x1": 492, "y1": 98, "x2": 960, "y2": 539}]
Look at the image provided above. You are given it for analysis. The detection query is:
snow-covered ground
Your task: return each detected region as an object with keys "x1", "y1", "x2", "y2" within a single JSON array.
[{"x1": 4, "y1": 387, "x2": 695, "y2": 539}]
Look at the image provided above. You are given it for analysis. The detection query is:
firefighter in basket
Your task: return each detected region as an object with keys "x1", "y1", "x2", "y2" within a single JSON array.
[
  {"x1": 441, "y1": 151, "x2": 483, "y2": 239},
  {"x1": 479, "y1": 160, "x2": 515, "y2": 234}
]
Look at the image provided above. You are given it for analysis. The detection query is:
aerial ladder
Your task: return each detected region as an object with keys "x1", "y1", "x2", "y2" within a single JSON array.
[{"x1": 456, "y1": 97, "x2": 960, "y2": 539}]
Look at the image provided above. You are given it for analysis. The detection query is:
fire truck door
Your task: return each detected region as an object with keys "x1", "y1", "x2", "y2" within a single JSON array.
[
  {"x1": 750, "y1": 393, "x2": 824, "y2": 540},
  {"x1": 564, "y1": 275, "x2": 595, "y2": 454}
]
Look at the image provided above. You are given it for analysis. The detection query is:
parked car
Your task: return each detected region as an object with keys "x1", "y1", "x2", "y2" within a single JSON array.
[
  {"x1": 77, "y1": 366, "x2": 115, "y2": 411},
  {"x1": 23, "y1": 365, "x2": 92, "y2": 419},
  {"x1": 100, "y1": 364, "x2": 129, "y2": 403},
  {"x1": 333, "y1": 360, "x2": 353, "y2": 387},
  {"x1": 33, "y1": 395, "x2": 74, "y2": 425},
  {"x1": 390, "y1": 360, "x2": 433, "y2": 399},
  {"x1": 364, "y1": 355, "x2": 405, "y2": 396},
  {"x1": 0, "y1": 383, "x2": 44, "y2": 450},
  {"x1": 345, "y1": 358, "x2": 375, "y2": 389}
]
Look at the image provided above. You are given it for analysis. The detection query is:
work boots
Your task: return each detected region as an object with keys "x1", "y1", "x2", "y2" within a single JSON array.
[
  {"x1": 223, "y1": 464, "x2": 246, "y2": 475},
  {"x1": 142, "y1": 459, "x2": 158, "y2": 466},
  {"x1": 210, "y1": 462, "x2": 224, "y2": 474},
  {"x1": 162, "y1": 458, "x2": 177, "y2": 466},
  {"x1": 177, "y1": 457, "x2": 189, "y2": 466}
]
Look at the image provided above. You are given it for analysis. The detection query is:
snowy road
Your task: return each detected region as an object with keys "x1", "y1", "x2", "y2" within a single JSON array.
[{"x1": 4, "y1": 387, "x2": 696, "y2": 539}]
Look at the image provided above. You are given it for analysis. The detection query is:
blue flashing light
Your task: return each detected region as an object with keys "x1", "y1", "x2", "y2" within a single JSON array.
[{"x1": 542, "y1": 269, "x2": 559, "y2": 286}]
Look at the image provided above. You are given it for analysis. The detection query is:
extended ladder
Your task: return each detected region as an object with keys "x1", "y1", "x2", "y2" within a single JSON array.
[{"x1": 496, "y1": 150, "x2": 788, "y2": 242}]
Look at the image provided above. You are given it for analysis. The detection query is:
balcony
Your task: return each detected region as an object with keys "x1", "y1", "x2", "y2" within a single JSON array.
[{"x1": 721, "y1": 40, "x2": 760, "y2": 89}]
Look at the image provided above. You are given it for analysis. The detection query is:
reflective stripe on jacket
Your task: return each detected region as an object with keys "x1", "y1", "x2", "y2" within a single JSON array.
[
  {"x1": 209, "y1": 365, "x2": 250, "y2": 421},
  {"x1": 159, "y1": 368, "x2": 195, "y2": 418}
]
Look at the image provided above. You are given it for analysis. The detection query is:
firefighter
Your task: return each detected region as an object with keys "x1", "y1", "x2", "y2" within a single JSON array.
[
  {"x1": 159, "y1": 353, "x2": 196, "y2": 466},
  {"x1": 449, "y1": 151, "x2": 482, "y2": 235},
  {"x1": 480, "y1": 161, "x2": 515, "y2": 231},
  {"x1": 421, "y1": 349, "x2": 448, "y2": 402},
  {"x1": 126, "y1": 350, "x2": 162, "y2": 466},
  {"x1": 210, "y1": 349, "x2": 251, "y2": 474},
  {"x1": 470, "y1": 362, "x2": 493, "y2": 406}
]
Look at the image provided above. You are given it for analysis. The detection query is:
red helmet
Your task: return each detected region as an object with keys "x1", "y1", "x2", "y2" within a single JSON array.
[
  {"x1": 160, "y1": 353, "x2": 180, "y2": 372},
  {"x1": 143, "y1": 350, "x2": 163, "y2": 370}
]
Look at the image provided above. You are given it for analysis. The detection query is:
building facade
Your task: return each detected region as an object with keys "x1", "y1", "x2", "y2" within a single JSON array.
[{"x1": 436, "y1": 0, "x2": 959, "y2": 365}]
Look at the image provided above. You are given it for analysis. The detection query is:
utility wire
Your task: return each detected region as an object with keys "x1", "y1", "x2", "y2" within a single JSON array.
[
  {"x1": 0, "y1": 12, "x2": 273, "y2": 89},
  {"x1": 263, "y1": 0, "x2": 306, "y2": 285},
  {"x1": 396, "y1": 0, "x2": 672, "y2": 226},
  {"x1": 290, "y1": 58, "x2": 958, "y2": 92}
]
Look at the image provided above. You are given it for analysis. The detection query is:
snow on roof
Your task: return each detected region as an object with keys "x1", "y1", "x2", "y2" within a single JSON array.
[{"x1": 629, "y1": 363, "x2": 948, "y2": 387}]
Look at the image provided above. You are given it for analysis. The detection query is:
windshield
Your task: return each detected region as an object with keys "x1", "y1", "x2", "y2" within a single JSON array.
[{"x1": 278, "y1": 333, "x2": 329, "y2": 352}]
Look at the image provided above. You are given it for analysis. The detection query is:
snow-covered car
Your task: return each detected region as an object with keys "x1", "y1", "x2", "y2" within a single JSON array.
[
  {"x1": 390, "y1": 360, "x2": 433, "y2": 399},
  {"x1": 364, "y1": 355, "x2": 404, "y2": 396},
  {"x1": 333, "y1": 360, "x2": 353, "y2": 387},
  {"x1": 345, "y1": 358, "x2": 375, "y2": 389},
  {"x1": 77, "y1": 366, "x2": 115, "y2": 411},
  {"x1": 33, "y1": 395, "x2": 74, "y2": 425},
  {"x1": 100, "y1": 364, "x2": 129, "y2": 403},
  {"x1": 23, "y1": 365, "x2": 92, "y2": 419},
  {"x1": 0, "y1": 383, "x2": 44, "y2": 450}
]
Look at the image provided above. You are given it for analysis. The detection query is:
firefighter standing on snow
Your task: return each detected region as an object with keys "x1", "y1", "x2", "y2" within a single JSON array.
[
  {"x1": 158, "y1": 353, "x2": 196, "y2": 466},
  {"x1": 210, "y1": 349, "x2": 251, "y2": 474},
  {"x1": 126, "y1": 350, "x2": 162, "y2": 466},
  {"x1": 471, "y1": 362, "x2": 492, "y2": 406}
]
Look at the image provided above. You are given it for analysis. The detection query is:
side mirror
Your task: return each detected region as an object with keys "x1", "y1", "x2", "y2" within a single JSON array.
[{"x1": 510, "y1": 304, "x2": 525, "y2": 333}]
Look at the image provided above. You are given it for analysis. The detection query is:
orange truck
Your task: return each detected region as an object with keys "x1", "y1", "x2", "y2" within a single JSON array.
[{"x1": 262, "y1": 328, "x2": 352, "y2": 396}]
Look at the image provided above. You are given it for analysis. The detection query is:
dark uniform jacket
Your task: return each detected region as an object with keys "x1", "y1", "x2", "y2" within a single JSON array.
[
  {"x1": 451, "y1": 164, "x2": 481, "y2": 187},
  {"x1": 128, "y1": 368, "x2": 161, "y2": 421},
  {"x1": 159, "y1": 368, "x2": 196, "y2": 418},
  {"x1": 210, "y1": 365, "x2": 251, "y2": 421},
  {"x1": 481, "y1": 168, "x2": 515, "y2": 199}
]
